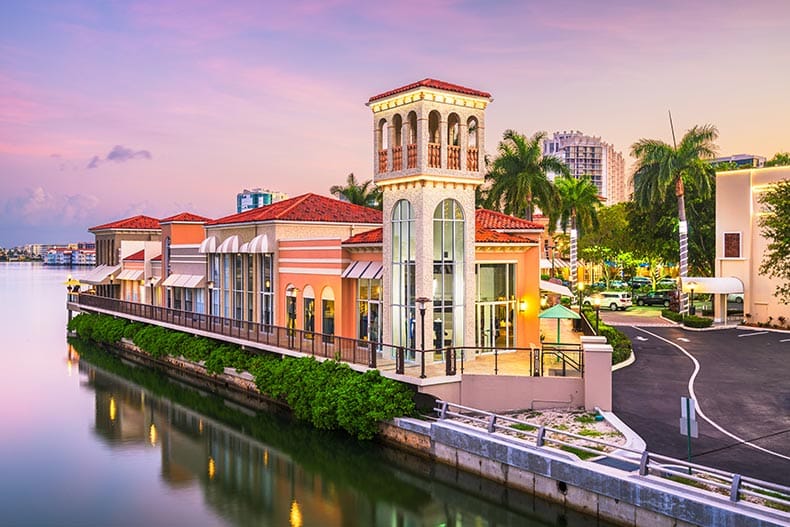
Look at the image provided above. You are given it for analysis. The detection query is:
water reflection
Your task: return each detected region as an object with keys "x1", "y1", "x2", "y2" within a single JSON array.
[{"x1": 73, "y1": 338, "x2": 611, "y2": 527}]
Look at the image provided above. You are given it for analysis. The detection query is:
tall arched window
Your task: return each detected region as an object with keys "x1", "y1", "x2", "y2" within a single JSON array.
[
  {"x1": 447, "y1": 113, "x2": 461, "y2": 169},
  {"x1": 428, "y1": 111, "x2": 441, "y2": 168},
  {"x1": 467, "y1": 116, "x2": 479, "y2": 171},
  {"x1": 392, "y1": 114, "x2": 403, "y2": 171},
  {"x1": 407, "y1": 111, "x2": 418, "y2": 169},
  {"x1": 303, "y1": 285, "x2": 315, "y2": 339},
  {"x1": 391, "y1": 200, "x2": 415, "y2": 352},
  {"x1": 433, "y1": 199, "x2": 464, "y2": 353},
  {"x1": 321, "y1": 287, "x2": 335, "y2": 343},
  {"x1": 377, "y1": 118, "x2": 388, "y2": 173}
]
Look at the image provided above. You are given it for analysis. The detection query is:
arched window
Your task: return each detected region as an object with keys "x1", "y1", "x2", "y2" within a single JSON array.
[
  {"x1": 377, "y1": 118, "x2": 388, "y2": 173},
  {"x1": 428, "y1": 111, "x2": 441, "y2": 168},
  {"x1": 433, "y1": 199, "x2": 465, "y2": 351},
  {"x1": 321, "y1": 287, "x2": 335, "y2": 342},
  {"x1": 392, "y1": 114, "x2": 403, "y2": 171},
  {"x1": 467, "y1": 116, "x2": 479, "y2": 171},
  {"x1": 447, "y1": 113, "x2": 461, "y2": 169},
  {"x1": 406, "y1": 111, "x2": 418, "y2": 169},
  {"x1": 303, "y1": 285, "x2": 315, "y2": 339},
  {"x1": 391, "y1": 200, "x2": 415, "y2": 352},
  {"x1": 285, "y1": 284, "x2": 298, "y2": 337}
]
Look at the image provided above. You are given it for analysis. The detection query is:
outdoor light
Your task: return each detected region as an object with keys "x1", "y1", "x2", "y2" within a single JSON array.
[
  {"x1": 415, "y1": 296, "x2": 431, "y2": 379},
  {"x1": 540, "y1": 296, "x2": 548, "y2": 308},
  {"x1": 688, "y1": 281, "x2": 696, "y2": 315},
  {"x1": 519, "y1": 299, "x2": 528, "y2": 313}
]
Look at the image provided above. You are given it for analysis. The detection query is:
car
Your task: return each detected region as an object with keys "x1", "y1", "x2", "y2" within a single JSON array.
[
  {"x1": 635, "y1": 291, "x2": 672, "y2": 307},
  {"x1": 728, "y1": 293, "x2": 744, "y2": 303},
  {"x1": 583, "y1": 291, "x2": 632, "y2": 311},
  {"x1": 656, "y1": 277, "x2": 677, "y2": 288},
  {"x1": 629, "y1": 277, "x2": 651, "y2": 288},
  {"x1": 609, "y1": 280, "x2": 627, "y2": 289}
]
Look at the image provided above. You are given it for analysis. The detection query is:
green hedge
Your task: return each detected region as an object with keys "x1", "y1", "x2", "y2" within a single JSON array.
[
  {"x1": 67, "y1": 313, "x2": 415, "y2": 439},
  {"x1": 683, "y1": 315, "x2": 714, "y2": 328},
  {"x1": 661, "y1": 309, "x2": 684, "y2": 323},
  {"x1": 582, "y1": 308, "x2": 631, "y2": 365}
]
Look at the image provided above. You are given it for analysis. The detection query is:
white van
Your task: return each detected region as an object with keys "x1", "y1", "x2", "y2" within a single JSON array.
[{"x1": 583, "y1": 291, "x2": 632, "y2": 311}]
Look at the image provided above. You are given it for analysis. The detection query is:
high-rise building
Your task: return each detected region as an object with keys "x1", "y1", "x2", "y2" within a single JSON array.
[
  {"x1": 711, "y1": 154, "x2": 765, "y2": 169},
  {"x1": 236, "y1": 188, "x2": 288, "y2": 213},
  {"x1": 542, "y1": 131, "x2": 628, "y2": 205}
]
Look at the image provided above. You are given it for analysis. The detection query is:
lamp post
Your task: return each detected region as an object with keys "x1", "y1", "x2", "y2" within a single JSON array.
[
  {"x1": 150, "y1": 277, "x2": 158, "y2": 306},
  {"x1": 109, "y1": 274, "x2": 115, "y2": 299},
  {"x1": 206, "y1": 280, "x2": 214, "y2": 314},
  {"x1": 594, "y1": 297, "x2": 601, "y2": 334},
  {"x1": 415, "y1": 296, "x2": 431, "y2": 379},
  {"x1": 576, "y1": 282, "x2": 585, "y2": 332},
  {"x1": 688, "y1": 281, "x2": 696, "y2": 316}
]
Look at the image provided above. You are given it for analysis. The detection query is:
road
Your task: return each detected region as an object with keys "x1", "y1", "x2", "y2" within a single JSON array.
[{"x1": 605, "y1": 309, "x2": 790, "y2": 486}]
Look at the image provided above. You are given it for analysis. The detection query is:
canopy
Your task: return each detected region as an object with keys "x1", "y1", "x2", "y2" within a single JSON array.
[
  {"x1": 116, "y1": 269, "x2": 143, "y2": 281},
  {"x1": 198, "y1": 236, "x2": 218, "y2": 253},
  {"x1": 247, "y1": 234, "x2": 269, "y2": 253},
  {"x1": 78, "y1": 264, "x2": 122, "y2": 285},
  {"x1": 539, "y1": 303, "x2": 581, "y2": 344},
  {"x1": 540, "y1": 258, "x2": 569, "y2": 269},
  {"x1": 681, "y1": 277, "x2": 744, "y2": 294},
  {"x1": 217, "y1": 235, "x2": 240, "y2": 253},
  {"x1": 162, "y1": 274, "x2": 205, "y2": 288},
  {"x1": 342, "y1": 260, "x2": 383, "y2": 280},
  {"x1": 540, "y1": 279, "x2": 573, "y2": 298}
]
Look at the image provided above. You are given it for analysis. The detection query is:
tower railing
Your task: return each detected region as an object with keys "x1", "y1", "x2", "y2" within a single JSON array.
[
  {"x1": 447, "y1": 145, "x2": 460, "y2": 170},
  {"x1": 428, "y1": 143, "x2": 441, "y2": 168},
  {"x1": 392, "y1": 146, "x2": 402, "y2": 171},
  {"x1": 407, "y1": 144, "x2": 417, "y2": 168},
  {"x1": 466, "y1": 147, "x2": 478, "y2": 171},
  {"x1": 378, "y1": 149, "x2": 388, "y2": 173}
]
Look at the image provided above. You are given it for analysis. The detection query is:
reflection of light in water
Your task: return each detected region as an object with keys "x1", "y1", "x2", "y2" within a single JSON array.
[
  {"x1": 109, "y1": 397, "x2": 117, "y2": 421},
  {"x1": 66, "y1": 344, "x2": 79, "y2": 377},
  {"x1": 67, "y1": 359, "x2": 73, "y2": 376},
  {"x1": 149, "y1": 423, "x2": 157, "y2": 446},
  {"x1": 289, "y1": 500, "x2": 302, "y2": 527},
  {"x1": 198, "y1": 420, "x2": 203, "y2": 434},
  {"x1": 263, "y1": 449, "x2": 268, "y2": 467},
  {"x1": 208, "y1": 457, "x2": 216, "y2": 480}
]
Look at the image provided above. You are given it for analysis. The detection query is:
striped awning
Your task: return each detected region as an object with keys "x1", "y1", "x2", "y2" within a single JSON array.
[
  {"x1": 116, "y1": 269, "x2": 144, "y2": 281},
  {"x1": 342, "y1": 260, "x2": 383, "y2": 280},
  {"x1": 217, "y1": 235, "x2": 240, "y2": 253},
  {"x1": 162, "y1": 274, "x2": 205, "y2": 288},
  {"x1": 540, "y1": 279, "x2": 574, "y2": 297},
  {"x1": 78, "y1": 264, "x2": 122, "y2": 285},
  {"x1": 681, "y1": 277, "x2": 744, "y2": 294},
  {"x1": 247, "y1": 234, "x2": 269, "y2": 253},
  {"x1": 540, "y1": 258, "x2": 569, "y2": 269},
  {"x1": 198, "y1": 236, "x2": 218, "y2": 253}
]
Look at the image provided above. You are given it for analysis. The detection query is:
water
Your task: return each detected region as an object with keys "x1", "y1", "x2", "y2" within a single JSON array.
[{"x1": 0, "y1": 263, "x2": 612, "y2": 526}]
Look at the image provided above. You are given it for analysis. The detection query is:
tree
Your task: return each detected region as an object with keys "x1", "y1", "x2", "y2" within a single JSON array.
[
  {"x1": 483, "y1": 130, "x2": 567, "y2": 222},
  {"x1": 631, "y1": 124, "x2": 718, "y2": 307},
  {"x1": 329, "y1": 173, "x2": 381, "y2": 209},
  {"x1": 759, "y1": 179, "x2": 790, "y2": 303},
  {"x1": 765, "y1": 152, "x2": 790, "y2": 167},
  {"x1": 555, "y1": 175, "x2": 601, "y2": 236}
]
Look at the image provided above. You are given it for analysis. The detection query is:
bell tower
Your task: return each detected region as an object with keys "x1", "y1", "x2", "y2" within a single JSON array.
[{"x1": 366, "y1": 79, "x2": 492, "y2": 358}]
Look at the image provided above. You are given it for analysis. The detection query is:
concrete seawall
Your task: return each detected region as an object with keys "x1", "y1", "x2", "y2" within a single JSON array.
[{"x1": 379, "y1": 418, "x2": 790, "y2": 527}]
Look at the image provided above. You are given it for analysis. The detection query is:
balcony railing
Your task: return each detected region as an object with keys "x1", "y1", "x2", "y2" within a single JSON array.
[
  {"x1": 378, "y1": 149, "x2": 388, "y2": 173},
  {"x1": 447, "y1": 145, "x2": 460, "y2": 170},
  {"x1": 407, "y1": 143, "x2": 417, "y2": 168},
  {"x1": 428, "y1": 143, "x2": 441, "y2": 168},
  {"x1": 392, "y1": 146, "x2": 402, "y2": 171},
  {"x1": 467, "y1": 147, "x2": 478, "y2": 171}
]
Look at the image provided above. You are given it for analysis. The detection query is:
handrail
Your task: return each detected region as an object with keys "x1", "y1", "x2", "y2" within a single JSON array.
[{"x1": 434, "y1": 400, "x2": 790, "y2": 510}]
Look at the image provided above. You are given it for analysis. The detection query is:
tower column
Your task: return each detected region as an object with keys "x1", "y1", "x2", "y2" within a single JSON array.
[{"x1": 439, "y1": 114, "x2": 448, "y2": 170}]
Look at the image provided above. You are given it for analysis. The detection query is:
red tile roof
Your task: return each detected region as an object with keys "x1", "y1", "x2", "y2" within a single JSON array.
[
  {"x1": 89, "y1": 215, "x2": 160, "y2": 231},
  {"x1": 343, "y1": 225, "x2": 535, "y2": 245},
  {"x1": 160, "y1": 212, "x2": 212, "y2": 223},
  {"x1": 209, "y1": 193, "x2": 382, "y2": 226},
  {"x1": 344, "y1": 227, "x2": 383, "y2": 245},
  {"x1": 152, "y1": 254, "x2": 162, "y2": 261},
  {"x1": 475, "y1": 209, "x2": 544, "y2": 231},
  {"x1": 368, "y1": 78, "x2": 492, "y2": 103},
  {"x1": 123, "y1": 250, "x2": 145, "y2": 261}
]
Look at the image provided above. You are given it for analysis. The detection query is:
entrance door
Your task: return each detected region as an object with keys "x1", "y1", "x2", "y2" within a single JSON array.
[{"x1": 476, "y1": 303, "x2": 497, "y2": 352}]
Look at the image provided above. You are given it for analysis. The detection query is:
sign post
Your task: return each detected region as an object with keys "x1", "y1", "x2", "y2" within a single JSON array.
[{"x1": 680, "y1": 396, "x2": 698, "y2": 472}]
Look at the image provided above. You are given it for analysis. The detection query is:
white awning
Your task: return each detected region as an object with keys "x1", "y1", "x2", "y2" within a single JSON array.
[
  {"x1": 247, "y1": 234, "x2": 269, "y2": 253},
  {"x1": 681, "y1": 277, "x2": 744, "y2": 294},
  {"x1": 238, "y1": 241, "x2": 250, "y2": 253},
  {"x1": 540, "y1": 258, "x2": 569, "y2": 269},
  {"x1": 540, "y1": 279, "x2": 574, "y2": 297},
  {"x1": 116, "y1": 269, "x2": 144, "y2": 281},
  {"x1": 198, "y1": 236, "x2": 218, "y2": 253},
  {"x1": 217, "y1": 235, "x2": 240, "y2": 253},
  {"x1": 342, "y1": 260, "x2": 382, "y2": 280},
  {"x1": 162, "y1": 274, "x2": 205, "y2": 288},
  {"x1": 78, "y1": 264, "x2": 122, "y2": 285}
]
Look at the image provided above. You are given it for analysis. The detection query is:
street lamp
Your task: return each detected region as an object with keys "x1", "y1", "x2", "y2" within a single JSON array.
[
  {"x1": 688, "y1": 281, "x2": 696, "y2": 316},
  {"x1": 415, "y1": 296, "x2": 431, "y2": 379},
  {"x1": 150, "y1": 276, "x2": 158, "y2": 306},
  {"x1": 206, "y1": 280, "x2": 214, "y2": 313},
  {"x1": 594, "y1": 297, "x2": 601, "y2": 334}
]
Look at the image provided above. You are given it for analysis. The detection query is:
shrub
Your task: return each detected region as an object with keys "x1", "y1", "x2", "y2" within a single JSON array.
[
  {"x1": 683, "y1": 315, "x2": 713, "y2": 328},
  {"x1": 582, "y1": 308, "x2": 632, "y2": 364},
  {"x1": 661, "y1": 309, "x2": 684, "y2": 323}
]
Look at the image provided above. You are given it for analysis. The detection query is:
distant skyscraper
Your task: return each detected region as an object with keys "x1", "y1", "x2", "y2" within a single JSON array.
[
  {"x1": 542, "y1": 131, "x2": 628, "y2": 205},
  {"x1": 711, "y1": 154, "x2": 765, "y2": 169},
  {"x1": 236, "y1": 188, "x2": 288, "y2": 213}
]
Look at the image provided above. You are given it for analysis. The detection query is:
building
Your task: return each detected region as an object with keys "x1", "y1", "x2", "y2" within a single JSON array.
[
  {"x1": 236, "y1": 188, "x2": 288, "y2": 213},
  {"x1": 711, "y1": 154, "x2": 766, "y2": 169},
  {"x1": 711, "y1": 166, "x2": 790, "y2": 324},
  {"x1": 542, "y1": 131, "x2": 628, "y2": 205}
]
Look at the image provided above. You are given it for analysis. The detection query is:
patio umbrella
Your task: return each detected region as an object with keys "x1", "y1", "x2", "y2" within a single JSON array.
[{"x1": 538, "y1": 304, "x2": 581, "y2": 343}]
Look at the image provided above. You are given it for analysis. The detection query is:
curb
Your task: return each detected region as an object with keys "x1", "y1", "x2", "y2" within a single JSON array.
[{"x1": 596, "y1": 407, "x2": 647, "y2": 457}]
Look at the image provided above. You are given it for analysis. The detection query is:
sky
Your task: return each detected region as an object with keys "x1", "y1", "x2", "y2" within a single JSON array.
[{"x1": 1, "y1": 0, "x2": 789, "y2": 246}]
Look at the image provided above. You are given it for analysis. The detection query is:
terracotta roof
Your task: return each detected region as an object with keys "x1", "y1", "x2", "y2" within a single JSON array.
[
  {"x1": 368, "y1": 78, "x2": 492, "y2": 103},
  {"x1": 152, "y1": 254, "x2": 162, "y2": 261},
  {"x1": 160, "y1": 212, "x2": 212, "y2": 223},
  {"x1": 343, "y1": 226, "x2": 534, "y2": 245},
  {"x1": 209, "y1": 193, "x2": 382, "y2": 226},
  {"x1": 89, "y1": 215, "x2": 160, "y2": 231},
  {"x1": 344, "y1": 227, "x2": 383, "y2": 245},
  {"x1": 475, "y1": 209, "x2": 544, "y2": 231},
  {"x1": 123, "y1": 250, "x2": 145, "y2": 261}
]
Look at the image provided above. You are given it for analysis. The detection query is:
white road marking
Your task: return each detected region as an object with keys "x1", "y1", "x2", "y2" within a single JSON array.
[
  {"x1": 780, "y1": 338, "x2": 790, "y2": 343},
  {"x1": 633, "y1": 327, "x2": 790, "y2": 463},
  {"x1": 677, "y1": 337, "x2": 690, "y2": 342},
  {"x1": 636, "y1": 336, "x2": 648, "y2": 341},
  {"x1": 737, "y1": 331, "x2": 768, "y2": 338}
]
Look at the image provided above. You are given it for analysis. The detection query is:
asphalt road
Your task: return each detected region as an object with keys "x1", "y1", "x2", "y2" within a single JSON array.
[{"x1": 611, "y1": 324, "x2": 790, "y2": 486}]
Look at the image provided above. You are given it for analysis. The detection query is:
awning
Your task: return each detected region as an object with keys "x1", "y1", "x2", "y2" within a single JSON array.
[
  {"x1": 540, "y1": 279, "x2": 574, "y2": 297},
  {"x1": 540, "y1": 258, "x2": 569, "y2": 269},
  {"x1": 116, "y1": 269, "x2": 143, "y2": 281},
  {"x1": 681, "y1": 277, "x2": 744, "y2": 294},
  {"x1": 217, "y1": 235, "x2": 240, "y2": 253},
  {"x1": 162, "y1": 274, "x2": 205, "y2": 288},
  {"x1": 342, "y1": 260, "x2": 383, "y2": 280},
  {"x1": 78, "y1": 264, "x2": 122, "y2": 285},
  {"x1": 247, "y1": 234, "x2": 269, "y2": 253},
  {"x1": 238, "y1": 241, "x2": 250, "y2": 253},
  {"x1": 198, "y1": 236, "x2": 218, "y2": 253}
]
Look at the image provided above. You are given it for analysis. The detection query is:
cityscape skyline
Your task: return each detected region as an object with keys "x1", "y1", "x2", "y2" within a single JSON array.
[{"x1": 2, "y1": 0, "x2": 789, "y2": 246}]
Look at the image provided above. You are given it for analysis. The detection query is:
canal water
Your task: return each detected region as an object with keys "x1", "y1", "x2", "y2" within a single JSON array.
[{"x1": 0, "y1": 263, "x2": 614, "y2": 526}]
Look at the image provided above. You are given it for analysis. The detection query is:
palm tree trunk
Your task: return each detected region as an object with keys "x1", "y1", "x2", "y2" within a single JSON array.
[
  {"x1": 570, "y1": 212, "x2": 577, "y2": 292},
  {"x1": 676, "y1": 176, "x2": 689, "y2": 314}
]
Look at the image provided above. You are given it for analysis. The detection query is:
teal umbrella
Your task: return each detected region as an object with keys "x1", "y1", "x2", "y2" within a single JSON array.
[{"x1": 538, "y1": 304, "x2": 581, "y2": 343}]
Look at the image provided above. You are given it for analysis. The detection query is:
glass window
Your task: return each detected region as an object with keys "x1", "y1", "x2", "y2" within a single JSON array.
[
  {"x1": 475, "y1": 263, "x2": 516, "y2": 351},
  {"x1": 259, "y1": 253, "x2": 274, "y2": 327},
  {"x1": 432, "y1": 199, "x2": 464, "y2": 353},
  {"x1": 391, "y1": 200, "x2": 415, "y2": 352}
]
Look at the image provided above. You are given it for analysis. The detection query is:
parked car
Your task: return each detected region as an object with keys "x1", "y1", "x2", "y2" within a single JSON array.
[
  {"x1": 635, "y1": 291, "x2": 672, "y2": 307},
  {"x1": 728, "y1": 293, "x2": 744, "y2": 303},
  {"x1": 609, "y1": 280, "x2": 627, "y2": 289},
  {"x1": 656, "y1": 277, "x2": 677, "y2": 288},
  {"x1": 583, "y1": 291, "x2": 632, "y2": 311},
  {"x1": 630, "y1": 276, "x2": 651, "y2": 288}
]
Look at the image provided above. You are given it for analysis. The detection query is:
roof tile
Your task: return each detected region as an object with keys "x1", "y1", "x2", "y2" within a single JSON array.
[
  {"x1": 368, "y1": 78, "x2": 492, "y2": 103},
  {"x1": 90, "y1": 215, "x2": 160, "y2": 231},
  {"x1": 123, "y1": 250, "x2": 145, "y2": 261},
  {"x1": 475, "y1": 209, "x2": 544, "y2": 230},
  {"x1": 209, "y1": 193, "x2": 382, "y2": 226},
  {"x1": 160, "y1": 212, "x2": 212, "y2": 223}
]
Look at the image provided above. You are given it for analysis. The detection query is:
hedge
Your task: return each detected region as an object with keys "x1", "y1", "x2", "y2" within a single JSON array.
[
  {"x1": 582, "y1": 308, "x2": 631, "y2": 365},
  {"x1": 68, "y1": 313, "x2": 415, "y2": 439},
  {"x1": 660, "y1": 310, "x2": 714, "y2": 328}
]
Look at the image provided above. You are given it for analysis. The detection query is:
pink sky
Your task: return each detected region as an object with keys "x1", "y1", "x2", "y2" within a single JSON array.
[{"x1": 1, "y1": 0, "x2": 789, "y2": 245}]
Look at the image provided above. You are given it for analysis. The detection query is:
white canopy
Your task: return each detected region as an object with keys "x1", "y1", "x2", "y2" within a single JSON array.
[
  {"x1": 681, "y1": 277, "x2": 744, "y2": 294},
  {"x1": 198, "y1": 236, "x2": 218, "y2": 253},
  {"x1": 78, "y1": 264, "x2": 122, "y2": 285},
  {"x1": 540, "y1": 258, "x2": 569, "y2": 269},
  {"x1": 217, "y1": 235, "x2": 240, "y2": 253},
  {"x1": 540, "y1": 279, "x2": 574, "y2": 297},
  {"x1": 247, "y1": 234, "x2": 269, "y2": 253},
  {"x1": 162, "y1": 274, "x2": 205, "y2": 288},
  {"x1": 342, "y1": 260, "x2": 383, "y2": 280},
  {"x1": 116, "y1": 269, "x2": 144, "y2": 281}
]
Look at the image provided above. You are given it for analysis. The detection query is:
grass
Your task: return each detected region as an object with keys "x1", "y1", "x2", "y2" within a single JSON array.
[
  {"x1": 578, "y1": 429, "x2": 603, "y2": 438},
  {"x1": 511, "y1": 423, "x2": 537, "y2": 432},
  {"x1": 574, "y1": 413, "x2": 598, "y2": 424},
  {"x1": 561, "y1": 445, "x2": 604, "y2": 460}
]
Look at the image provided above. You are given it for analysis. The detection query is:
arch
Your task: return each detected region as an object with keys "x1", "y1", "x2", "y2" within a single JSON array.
[
  {"x1": 377, "y1": 118, "x2": 388, "y2": 150},
  {"x1": 428, "y1": 111, "x2": 441, "y2": 143},
  {"x1": 321, "y1": 286, "x2": 335, "y2": 300},
  {"x1": 303, "y1": 285, "x2": 315, "y2": 337},
  {"x1": 392, "y1": 114, "x2": 402, "y2": 147},
  {"x1": 303, "y1": 285, "x2": 315, "y2": 298},
  {"x1": 407, "y1": 111, "x2": 417, "y2": 144},
  {"x1": 467, "y1": 116, "x2": 479, "y2": 148},
  {"x1": 447, "y1": 113, "x2": 460, "y2": 146}
]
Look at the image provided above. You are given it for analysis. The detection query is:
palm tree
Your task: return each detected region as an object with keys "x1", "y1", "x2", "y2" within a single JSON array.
[
  {"x1": 631, "y1": 124, "x2": 718, "y2": 310},
  {"x1": 329, "y1": 173, "x2": 382, "y2": 209},
  {"x1": 483, "y1": 130, "x2": 568, "y2": 222},
  {"x1": 555, "y1": 175, "x2": 601, "y2": 236}
]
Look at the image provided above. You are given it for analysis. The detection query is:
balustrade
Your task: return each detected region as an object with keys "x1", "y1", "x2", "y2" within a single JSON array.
[
  {"x1": 392, "y1": 146, "x2": 402, "y2": 171},
  {"x1": 428, "y1": 143, "x2": 441, "y2": 168},
  {"x1": 467, "y1": 147, "x2": 478, "y2": 171},
  {"x1": 448, "y1": 145, "x2": 460, "y2": 170},
  {"x1": 378, "y1": 149, "x2": 387, "y2": 173},
  {"x1": 407, "y1": 144, "x2": 417, "y2": 168}
]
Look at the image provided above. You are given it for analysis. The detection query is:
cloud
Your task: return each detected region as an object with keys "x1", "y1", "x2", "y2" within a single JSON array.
[
  {"x1": 1, "y1": 186, "x2": 100, "y2": 227},
  {"x1": 86, "y1": 145, "x2": 152, "y2": 169}
]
